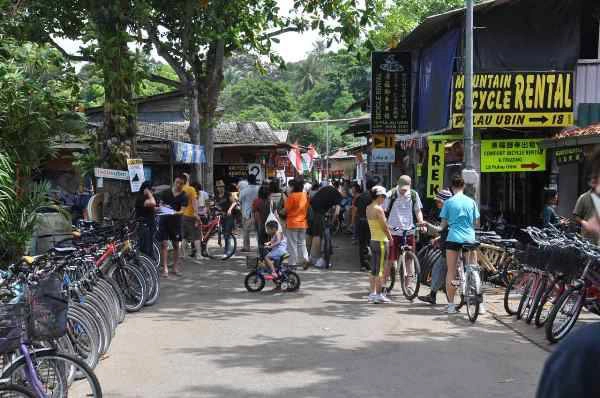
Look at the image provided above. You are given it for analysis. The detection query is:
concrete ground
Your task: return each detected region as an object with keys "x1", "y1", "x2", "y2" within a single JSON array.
[{"x1": 94, "y1": 235, "x2": 549, "y2": 398}]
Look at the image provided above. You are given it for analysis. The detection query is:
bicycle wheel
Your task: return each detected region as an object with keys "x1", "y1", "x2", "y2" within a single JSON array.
[
  {"x1": 464, "y1": 270, "x2": 480, "y2": 323},
  {"x1": 399, "y1": 251, "x2": 421, "y2": 301},
  {"x1": 244, "y1": 272, "x2": 265, "y2": 292},
  {"x1": 152, "y1": 241, "x2": 161, "y2": 267},
  {"x1": 525, "y1": 277, "x2": 548, "y2": 324},
  {"x1": 0, "y1": 384, "x2": 36, "y2": 397},
  {"x1": 503, "y1": 271, "x2": 528, "y2": 316},
  {"x1": 111, "y1": 265, "x2": 147, "y2": 313},
  {"x1": 67, "y1": 309, "x2": 100, "y2": 369},
  {"x1": 545, "y1": 287, "x2": 584, "y2": 344},
  {"x1": 534, "y1": 280, "x2": 565, "y2": 328},
  {"x1": 129, "y1": 255, "x2": 160, "y2": 306},
  {"x1": 283, "y1": 271, "x2": 301, "y2": 292},
  {"x1": 3, "y1": 350, "x2": 103, "y2": 398},
  {"x1": 98, "y1": 277, "x2": 126, "y2": 324},
  {"x1": 205, "y1": 230, "x2": 237, "y2": 260}
]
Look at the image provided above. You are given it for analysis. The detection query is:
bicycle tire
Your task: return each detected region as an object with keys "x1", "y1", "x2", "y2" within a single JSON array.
[
  {"x1": 135, "y1": 254, "x2": 160, "y2": 306},
  {"x1": 2, "y1": 350, "x2": 103, "y2": 398},
  {"x1": 111, "y1": 265, "x2": 147, "y2": 313},
  {"x1": 516, "y1": 277, "x2": 534, "y2": 320},
  {"x1": 399, "y1": 251, "x2": 421, "y2": 301},
  {"x1": 464, "y1": 270, "x2": 480, "y2": 323},
  {"x1": 503, "y1": 271, "x2": 527, "y2": 316},
  {"x1": 98, "y1": 277, "x2": 126, "y2": 324},
  {"x1": 205, "y1": 231, "x2": 237, "y2": 260},
  {"x1": 284, "y1": 271, "x2": 301, "y2": 292},
  {"x1": 244, "y1": 272, "x2": 265, "y2": 292},
  {"x1": 545, "y1": 287, "x2": 584, "y2": 344},
  {"x1": 66, "y1": 310, "x2": 100, "y2": 369},
  {"x1": 90, "y1": 283, "x2": 120, "y2": 333},
  {"x1": 152, "y1": 241, "x2": 161, "y2": 267},
  {"x1": 525, "y1": 277, "x2": 548, "y2": 324},
  {"x1": 0, "y1": 384, "x2": 37, "y2": 397},
  {"x1": 76, "y1": 303, "x2": 111, "y2": 356},
  {"x1": 534, "y1": 280, "x2": 564, "y2": 328}
]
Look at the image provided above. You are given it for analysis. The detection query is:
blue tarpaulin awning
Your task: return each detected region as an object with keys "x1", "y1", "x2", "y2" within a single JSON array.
[{"x1": 173, "y1": 141, "x2": 206, "y2": 164}]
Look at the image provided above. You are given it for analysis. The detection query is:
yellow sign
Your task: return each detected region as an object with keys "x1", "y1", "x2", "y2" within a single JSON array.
[
  {"x1": 427, "y1": 137, "x2": 446, "y2": 198},
  {"x1": 452, "y1": 72, "x2": 573, "y2": 128},
  {"x1": 373, "y1": 134, "x2": 395, "y2": 149},
  {"x1": 480, "y1": 139, "x2": 546, "y2": 173}
]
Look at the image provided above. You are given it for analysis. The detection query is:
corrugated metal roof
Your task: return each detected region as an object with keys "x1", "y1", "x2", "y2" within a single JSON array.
[
  {"x1": 576, "y1": 61, "x2": 600, "y2": 123},
  {"x1": 553, "y1": 123, "x2": 600, "y2": 139}
]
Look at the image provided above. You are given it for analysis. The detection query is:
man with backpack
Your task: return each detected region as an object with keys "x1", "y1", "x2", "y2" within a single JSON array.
[{"x1": 384, "y1": 175, "x2": 425, "y2": 287}]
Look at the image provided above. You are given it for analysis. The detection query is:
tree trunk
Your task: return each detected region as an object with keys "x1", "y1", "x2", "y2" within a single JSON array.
[
  {"x1": 92, "y1": 0, "x2": 137, "y2": 220},
  {"x1": 185, "y1": 83, "x2": 203, "y2": 185}
]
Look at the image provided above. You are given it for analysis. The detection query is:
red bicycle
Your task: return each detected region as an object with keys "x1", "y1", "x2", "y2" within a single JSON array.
[{"x1": 198, "y1": 207, "x2": 237, "y2": 260}]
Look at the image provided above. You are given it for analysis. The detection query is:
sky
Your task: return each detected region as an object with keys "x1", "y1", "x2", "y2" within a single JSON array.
[{"x1": 56, "y1": 0, "x2": 340, "y2": 65}]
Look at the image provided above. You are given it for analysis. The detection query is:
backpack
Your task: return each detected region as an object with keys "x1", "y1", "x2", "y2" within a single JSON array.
[{"x1": 385, "y1": 188, "x2": 419, "y2": 222}]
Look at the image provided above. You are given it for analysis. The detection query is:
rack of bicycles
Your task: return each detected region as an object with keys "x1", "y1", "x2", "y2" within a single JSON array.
[
  {"x1": 502, "y1": 226, "x2": 600, "y2": 344},
  {"x1": 0, "y1": 219, "x2": 161, "y2": 397}
]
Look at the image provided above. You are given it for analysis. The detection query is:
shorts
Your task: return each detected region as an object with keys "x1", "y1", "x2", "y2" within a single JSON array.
[
  {"x1": 158, "y1": 215, "x2": 182, "y2": 243},
  {"x1": 445, "y1": 241, "x2": 477, "y2": 252},
  {"x1": 370, "y1": 240, "x2": 388, "y2": 277},
  {"x1": 388, "y1": 234, "x2": 416, "y2": 261},
  {"x1": 182, "y1": 216, "x2": 200, "y2": 241},
  {"x1": 308, "y1": 210, "x2": 325, "y2": 237},
  {"x1": 267, "y1": 247, "x2": 287, "y2": 261}
]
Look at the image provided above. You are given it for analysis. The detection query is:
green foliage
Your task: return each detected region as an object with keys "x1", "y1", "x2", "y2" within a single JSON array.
[
  {"x1": 0, "y1": 153, "x2": 58, "y2": 263},
  {"x1": 222, "y1": 78, "x2": 296, "y2": 117},
  {"x1": 0, "y1": 38, "x2": 85, "y2": 171},
  {"x1": 72, "y1": 134, "x2": 99, "y2": 180}
]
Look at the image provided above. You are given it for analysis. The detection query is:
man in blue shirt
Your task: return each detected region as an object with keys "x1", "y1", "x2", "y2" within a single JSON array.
[{"x1": 439, "y1": 175, "x2": 480, "y2": 314}]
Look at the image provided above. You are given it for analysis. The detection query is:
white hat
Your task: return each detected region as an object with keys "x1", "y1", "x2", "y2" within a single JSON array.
[{"x1": 371, "y1": 185, "x2": 387, "y2": 197}]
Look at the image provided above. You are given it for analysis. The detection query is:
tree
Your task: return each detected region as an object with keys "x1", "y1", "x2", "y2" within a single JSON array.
[
  {"x1": 222, "y1": 78, "x2": 296, "y2": 117},
  {"x1": 136, "y1": 0, "x2": 378, "y2": 191}
]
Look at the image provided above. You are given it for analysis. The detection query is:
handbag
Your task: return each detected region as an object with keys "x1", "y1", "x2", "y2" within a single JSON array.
[{"x1": 265, "y1": 201, "x2": 283, "y2": 233}]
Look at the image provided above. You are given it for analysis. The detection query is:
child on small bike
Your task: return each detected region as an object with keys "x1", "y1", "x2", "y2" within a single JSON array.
[{"x1": 264, "y1": 220, "x2": 288, "y2": 279}]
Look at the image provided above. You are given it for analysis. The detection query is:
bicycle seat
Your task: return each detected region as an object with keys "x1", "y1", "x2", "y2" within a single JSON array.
[
  {"x1": 52, "y1": 247, "x2": 77, "y2": 255},
  {"x1": 21, "y1": 255, "x2": 43, "y2": 265},
  {"x1": 462, "y1": 242, "x2": 480, "y2": 251}
]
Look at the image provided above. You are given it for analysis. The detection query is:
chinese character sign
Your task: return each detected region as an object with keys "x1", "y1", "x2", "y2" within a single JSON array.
[{"x1": 371, "y1": 52, "x2": 411, "y2": 135}]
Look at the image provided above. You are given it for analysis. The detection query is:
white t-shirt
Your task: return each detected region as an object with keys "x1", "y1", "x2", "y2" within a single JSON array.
[
  {"x1": 197, "y1": 190, "x2": 210, "y2": 214},
  {"x1": 384, "y1": 189, "x2": 423, "y2": 236}
]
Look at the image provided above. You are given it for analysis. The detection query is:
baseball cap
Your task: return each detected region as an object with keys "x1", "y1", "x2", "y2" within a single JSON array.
[
  {"x1": 371, "y1": 185, "x2": 387, "y2": 197},
  {"x1": 397, "y1": 176, "x2": 411, "y2": 191},
  {"x1": 435, "y1": 189, "x2": 453, "y2": 203}
]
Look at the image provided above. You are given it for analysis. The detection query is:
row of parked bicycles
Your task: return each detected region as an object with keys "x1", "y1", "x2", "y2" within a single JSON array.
[
  {"x1": 503, "y1": 226, "x2": 600, "y2": 344},
  {"x1": 0, "y1": 219, "x2": 160, "y2": 397}
]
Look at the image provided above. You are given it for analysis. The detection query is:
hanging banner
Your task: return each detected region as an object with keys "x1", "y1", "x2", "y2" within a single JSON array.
[
  {"x1": 555, "y1": 146, "x2": 583, "y2": 165},
  {"x1": 248, "y1": 163, "x2": 264, "y2": 185},
  {"x1": 480, "y1": 139, "x2": 546, "y2": 173},
  {"x1": 173, "y1": 141, "x2": 206, "y2": 164},
  {"x1": 452, "y1": 71, "x2": 574, "y2": 128},
  {"x1": 127, "y1": 159, "x2": 145, "y2": 192},
  {"x1": 371, "y1": 52, "x2": 411, "y2": 134},
  {"x1": 427, "y1": 137, "x2": 446, "y2": 198}
]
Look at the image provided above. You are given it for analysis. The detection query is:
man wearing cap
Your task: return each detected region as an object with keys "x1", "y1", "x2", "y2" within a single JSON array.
[
  {"x1": 384, "y1": 175, "x2": 425, "y2": 288},
  {"x1": 418, "y1": 189, "x2": 452, "y2": 304}
]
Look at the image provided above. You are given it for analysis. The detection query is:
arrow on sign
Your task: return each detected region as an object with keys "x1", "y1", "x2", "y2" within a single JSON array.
[
  {"x1": 374, "y1": 136, "x2": 385, "y2": 147},
  {"x1": 529, "y1": 116, "x2": 549, "y2": 124},
  {"x1": 521, "y1": 162, "x2": 540, "y2": 170}
]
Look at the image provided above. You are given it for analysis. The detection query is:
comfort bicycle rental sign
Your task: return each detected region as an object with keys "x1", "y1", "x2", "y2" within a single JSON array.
[{"x1": 480, "y1": 139, "x2": 546, "y2": 173}]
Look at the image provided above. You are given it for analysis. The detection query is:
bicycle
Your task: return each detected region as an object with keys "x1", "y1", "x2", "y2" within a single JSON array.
[
  {"x1": 244, "y1": 253, "x2": 301, "y2": 293},
  {"x1": 383, "y1": 228, "x2": 421, "y2": 301},
  {"x1": 198, "y1": 208, "x2": 237, "y2": 260},
  {"x1": 452, "y1": 242, "x2": 483, "y2": 323}
]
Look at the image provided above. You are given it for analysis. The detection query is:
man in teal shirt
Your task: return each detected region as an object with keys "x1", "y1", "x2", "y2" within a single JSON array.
[{"x1": 439, "y1": 175, "x2": 480, "y2": 314}]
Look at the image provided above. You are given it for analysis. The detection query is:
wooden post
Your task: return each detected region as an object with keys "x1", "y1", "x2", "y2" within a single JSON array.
[{"x1": 169, "y1": 141, "x2": 174, "y2": 183}]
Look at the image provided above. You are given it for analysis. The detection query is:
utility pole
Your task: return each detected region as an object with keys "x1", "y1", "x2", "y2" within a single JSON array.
[
  {"x1": 325, "y1": 122, "x2": 330, "y2": 181},
  {"x1": 462, "y1": 0, "x2": 480, "y2": 200}
]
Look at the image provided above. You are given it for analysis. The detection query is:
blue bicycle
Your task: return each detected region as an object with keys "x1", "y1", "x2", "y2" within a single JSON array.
[{"x1": 244, "y1": 253, "x2": 301, "y2": 292}]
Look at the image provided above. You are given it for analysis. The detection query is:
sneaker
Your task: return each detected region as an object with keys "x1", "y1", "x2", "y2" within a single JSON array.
[
  {"x1": 418, "y1": 294, "x2": 436, "y2": 305},
  {"x1": 373, "y1": 295, "x2": 384, "y2": 304},
  {"x1": 367, "y1": 293, "x2": 377, "y2": 303},
  {"x1": 189, "y1": 250, "x2": 197, "y2": 258},
  {"x1": 447, "y1": 304, "x2": 457, "y2": 314},
  {"x1": 378, "y1": 294, "x2": 393, "y2": 304},
  {"x1": 315, "y1": 258, "x2": 327, "y2": 269}
]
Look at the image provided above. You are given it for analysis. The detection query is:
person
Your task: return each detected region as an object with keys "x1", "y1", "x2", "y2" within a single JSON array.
[
  {"x1": 306, "y1": 183, "x2": 343, "y2": 269},
  {"x1": 158, "y1": 174, "x2": 188, "y2": 277},
  {"x1": 384, "y1": 175, "x2": 425, "y2": 290},
  {"x1": 284, "y1": 178, "x2": 309, "y2": 268},
  {"x1": 239, "y1": 175, "x2": 260, "y2": 252},
  {"x1": 366, "y1": 186, "x2": 393, "y2": 304},
  {"x1": 542, "y1": 190, "x2": 562, "y2": 227},
  {"x1": 181, "y1": 173, "x2": 201, "y2": 259},
  {"x1": 252, "y1": 186, "x2": 271, "y2": 258},
  {"x1": 574, "y1": 149, "x2": 600, "y2": 242},
  {"x1": 350, "y1": 182, "x2": 363, "y2": 242},
  {"x1": 439, "y1": 175, "x2": 480, "y2": 314},
  {"x1": 191, "y1": 182, "x2": 209, "y2": 219},
  {"x1": 135, "y1": 181, "x2": 157, "y2": 259},
  {"x1": 355, "y1": 179, "x2": 376, "y2": 271},
  {"x1": 536, "y1": 322, "x2": 600, "y2": 398},
  {"x1": 218, "y1": 184, "x2": 238, "y2": 255},
  {"x1": 418, "y1": 189, "x2": 453, "y2": 305},
  {"x1": 214, "y1": 179, "x2": 226, "y2": 203},
  {"x1": 264, "y1": 220, "x2": 288, "y2": 279},
  {"x1": 268, "y1": 179, "x2": 284, "y2": 226}
]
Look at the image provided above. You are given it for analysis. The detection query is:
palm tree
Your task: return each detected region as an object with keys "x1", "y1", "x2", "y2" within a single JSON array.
[{"x1": 297, "y1": 54, "x2": 322, "y2": 93}]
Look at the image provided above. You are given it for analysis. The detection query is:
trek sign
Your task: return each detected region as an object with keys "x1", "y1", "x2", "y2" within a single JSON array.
[
  {"x1": 480, "y1": 139, "x2": 546, "y2": 173},
  {"x1": 452, "y1": 72, "x2": 573, "y2": 128}
]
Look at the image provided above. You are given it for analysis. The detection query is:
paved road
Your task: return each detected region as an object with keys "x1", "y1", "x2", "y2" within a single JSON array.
[{"x1": 95, "y1": 237, "x2": 548, "y2": 398}]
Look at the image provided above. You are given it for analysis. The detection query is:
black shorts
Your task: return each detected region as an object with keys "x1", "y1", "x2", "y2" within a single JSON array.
[
  {"x1": 158, "y1": 215, "x2": 182, "y2": 243},
  {"x1": 308, "y1": 209, "x2": 325, "y2": 237},
  {"x1": 445, "y1": 241, "x2": 477, "y2": 252}
]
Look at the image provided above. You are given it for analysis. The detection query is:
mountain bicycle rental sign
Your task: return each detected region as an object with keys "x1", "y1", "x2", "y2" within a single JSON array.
[
  {"x1": 452, "y1": 71, "x2": 573, "y2": 128},
  {"x1": 481, "y1": 139, "x2": 546, "y2": 173}
]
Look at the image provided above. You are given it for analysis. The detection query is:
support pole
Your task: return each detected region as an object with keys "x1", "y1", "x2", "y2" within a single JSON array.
[
  {"x1": 464, "y1": 0, "x2": 475, "y2": 170},
  {"x1": 325, "y1": 122, "x2": 330, "y2": 181}
]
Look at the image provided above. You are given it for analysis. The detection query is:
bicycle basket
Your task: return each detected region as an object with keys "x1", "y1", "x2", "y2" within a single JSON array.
[
  {"x1": 27, "y1": 274, "x2": 68, "y2": 340},
  {"x1": 0, "y1": 303, "x2": 27, "y2": 353}
]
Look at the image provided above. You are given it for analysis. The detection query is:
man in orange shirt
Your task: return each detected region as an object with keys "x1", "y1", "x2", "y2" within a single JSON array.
[{"x1": 284, "y1": 178, "x2": 310, "y2": 268}]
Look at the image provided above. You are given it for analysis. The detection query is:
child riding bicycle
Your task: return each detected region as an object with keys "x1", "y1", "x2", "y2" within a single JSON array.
[{"x1": 264, "y1": 220, "x2": 288, "y2": 279}]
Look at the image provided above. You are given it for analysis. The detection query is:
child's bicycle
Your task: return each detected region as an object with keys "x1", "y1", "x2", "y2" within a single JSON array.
[{"x1": 244, "y1": 252, "x2": 301, "y2": 292}]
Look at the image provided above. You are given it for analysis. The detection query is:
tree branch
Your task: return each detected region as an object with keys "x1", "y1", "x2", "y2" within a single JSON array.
[
  {"x1": 146, "y1": 74, "x2": 182, "y2": 88},
  {"x1": 260, "y1": 26, "x2": 300, "y2": 40},
  {"x1": 48, "y1": 38, "x2": 93, "y2": 62},
  {"x1": 147, "y1": 27, "x2": 190, "y2": 85}
]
